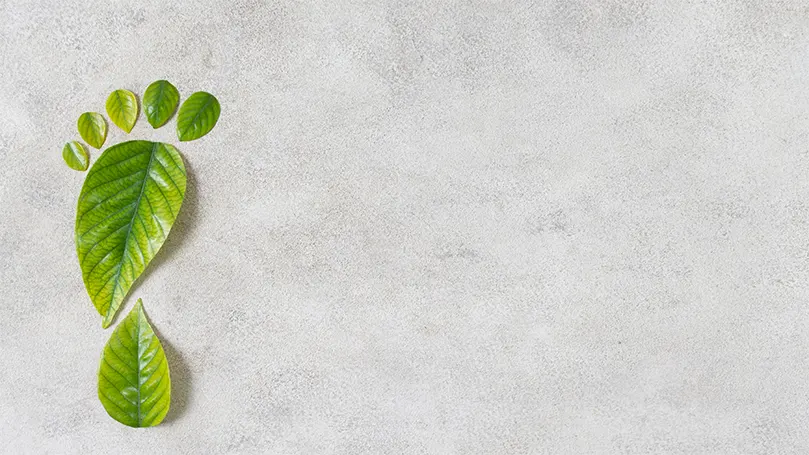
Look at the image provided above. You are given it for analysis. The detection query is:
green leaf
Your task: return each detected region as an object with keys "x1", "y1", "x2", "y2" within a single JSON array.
[
  {"x1": 62, "y1": 141, "x2": 89, "y2": 171},
  {"x1": 98, "y1": 299, "x2": 171, "y2": 427},
  {"x1": 144, "y1": 80, "x2": 180, "y2": 128},
  {"x1": 106, "y1": 89, "x2": 139, "y2": 133},
  {"x1": 78, "y1": 112, "x2": 107, "y2": 149},
  {"x1": 176, "y1": 91, "x2": 220, "y2": 142},
  {"x1": 76, "y1": 140, "x2": 186, "y2": 328}
]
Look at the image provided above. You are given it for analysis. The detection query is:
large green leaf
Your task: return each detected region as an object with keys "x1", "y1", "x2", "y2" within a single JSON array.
[
  {"x1": 62, "y1": 141, "x2": 89, "y2": 171},
  {"x1": 98, "y1": 299, "x2": 171, "y2": 427},
  {"x1": 176, "y1": 91, "x2": 220, "y2": 142},
  {"x1": 76, "y1": 140, "x2": 186, "y2": 328},
  {"x1": 143, "y1": 80, "x2": 180, "y2": 128},
  {"x1": 78, "y1": 112, "x2": 107, "y2": 149},
  {"x1": 106, "y1": 89, "x2": 139, "y2": 133}
]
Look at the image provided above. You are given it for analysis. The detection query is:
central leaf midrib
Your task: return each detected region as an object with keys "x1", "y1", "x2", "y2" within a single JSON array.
[
  {"x1": 114, "y1": 90, "x2": 132, "y2": 122},
  {"x1": 154, "y1": 83, "x2": 168, "y2": 117},
  {"x1": 82, "y1": 114, "x2": 104, "y2": 145},
  {"x1": 104, "y1": 143, "x2": 159, "y2": 323}
]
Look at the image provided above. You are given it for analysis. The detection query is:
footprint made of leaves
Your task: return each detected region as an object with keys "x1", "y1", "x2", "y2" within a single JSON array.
[{"x1": 64, "y1": 80, "x2": 220, "y2": 427}]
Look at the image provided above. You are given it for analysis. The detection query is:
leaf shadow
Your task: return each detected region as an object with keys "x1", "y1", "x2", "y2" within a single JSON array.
[{"x1": 150, "y1": 324, "x2": 192, "y2": 423}]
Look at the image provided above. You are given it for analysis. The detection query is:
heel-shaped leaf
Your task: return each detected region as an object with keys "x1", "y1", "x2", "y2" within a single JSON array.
[
  {"x1": 76, "y1": 140, "x2": 186, "y2": 328},
  {"x1": 106, "y1": 89, "x2": 139, "y2": 133},
  {"x1": 78, "y1": 112, "x2": 107, "y2": 149},
  {"x1": 177, "y1": 92, "x2": 220, "y2": 142},
  {"x1": 98, "y1": 299, "x2": 171, "y2": 427},
  {"x1": 144, "y1": 80, "x2": 180, "y2": 128}
]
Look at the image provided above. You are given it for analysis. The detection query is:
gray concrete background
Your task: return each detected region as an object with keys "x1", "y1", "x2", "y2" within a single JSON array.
[{"x1": 2, "y1": 0, "x2": 809, "y2": 453}]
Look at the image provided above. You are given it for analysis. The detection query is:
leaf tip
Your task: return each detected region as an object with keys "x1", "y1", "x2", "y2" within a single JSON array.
[{"x1": 101, "y1": 303, "x2": 119, "y2": 329}]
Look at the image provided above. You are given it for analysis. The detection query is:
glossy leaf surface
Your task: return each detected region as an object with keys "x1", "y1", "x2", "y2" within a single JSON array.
[
  {"x1": 76, "y1": 140, "x2": 186, "y2": 327},
  {"x1": 144, "y1": 80, "x2": 179, "y2": 128},
  {"x1": 62, "y1": 141, "x2": 89, "y2": 171},
  {"x1": 176, "y1": 91, "x2": 220, "y2": 142},
  {"x1": 106, "y1": 89, "x2": 139, "y2": 133},
  {"x1": 78, "y1": 112, "x2": 107, "y2": 149},
  {"x1": 98, "y1": 299, "x2": 171, "y2": 427}
]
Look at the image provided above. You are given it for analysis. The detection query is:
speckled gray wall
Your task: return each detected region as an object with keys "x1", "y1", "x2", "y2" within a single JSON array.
[{"x1": 2, "y1": 0, "x2": 809, "y2": 453}]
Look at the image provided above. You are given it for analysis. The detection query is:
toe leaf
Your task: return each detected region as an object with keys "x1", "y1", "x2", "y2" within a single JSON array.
[
  {"x1": 144, "y1": 80, "x2": 180, "y2": 128},
  {"x1": 106, "y1": 89, "x2": 139, "y2": 133},
  {"x1": 62, "y1": 141, "x2": 89, "y2": 171},
  {"x1": 176, "y1": 92, "x2": 220, "y2": 142},
  {"x1": 78, "y1": 112, "x2": 107, "y2": 149}
]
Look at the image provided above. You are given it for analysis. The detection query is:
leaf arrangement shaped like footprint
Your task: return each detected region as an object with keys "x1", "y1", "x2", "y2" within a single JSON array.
[{"x1": 63, "y1": 80, "x2": 220, "y2": 427}]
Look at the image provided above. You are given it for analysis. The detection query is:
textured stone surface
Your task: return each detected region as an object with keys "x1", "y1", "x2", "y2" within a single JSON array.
[{"x1": 3, "y1": 0, "x2": 809, "y2": 453}]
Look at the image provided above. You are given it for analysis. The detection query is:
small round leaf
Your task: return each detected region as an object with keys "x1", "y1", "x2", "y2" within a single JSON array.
[
  {"x1": 106, "y1": 89, "x2": 139, "y2": 133},
  {"x1": 144, "y1": 80, "x2": 180, "y2": 128},
  {"x1": 77, "y1": 112, "x2": 107, "y2": 149},
  {"x1": 176, "y1": 91, "x2": 220, "y2": 142},
  {"x1": 62, "y1": 141, "x2": 89, "y2": 171}
]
